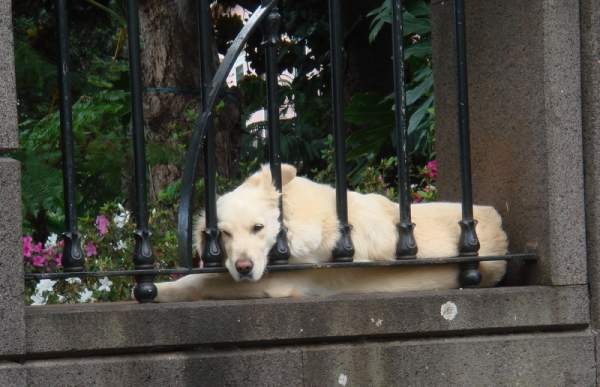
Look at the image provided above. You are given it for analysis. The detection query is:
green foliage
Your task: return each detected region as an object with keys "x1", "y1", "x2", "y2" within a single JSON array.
[
  {"x1": 15, "y1": 59, "x2": 131, "y2": 234},
  {"x1": 346, "y1": 0, "x2": 435, "y2": 170},
  {"x1": 367, "y1": 0, "x2": 431, "y2": 43}
]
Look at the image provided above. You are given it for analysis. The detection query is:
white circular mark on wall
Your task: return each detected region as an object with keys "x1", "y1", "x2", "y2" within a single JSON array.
[
  {"x1": 440, "y1": 301, "x2": 458, "y2": 321},
  {"x1": 370, "y1": 317, "x2": 383, "y2": 327},
  {"x1": 338, "y1": 373, "x2": 348, "y2": 386}
]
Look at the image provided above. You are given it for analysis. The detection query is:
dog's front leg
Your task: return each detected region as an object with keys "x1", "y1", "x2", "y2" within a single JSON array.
[{"x1": 154, "y1": 272, "x2": 303, "y2": 302}]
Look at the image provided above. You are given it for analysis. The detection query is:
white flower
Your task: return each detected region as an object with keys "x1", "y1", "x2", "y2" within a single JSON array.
[
  {"x1": 114, "y1": 240, "x2": 126, "y2": 251},
  {"x1": 30, "y1": 293, "x2": 47, "y2": 306},
  {"x1": 98, "y1": 277, "x2": 113, "y2": 292},
  {"x1": 65, "y1": 277, "x2": 82, "y2": 285},
  {"x1": 57, "y1": 294, "x2": 65, "y2": 303},
  {"x1": 78, "y1": 288, "x2": 94, "y2": 303},
  {"x1": 35, "y1": 279, "x2": 57, "y2": 294},
  {"x1": 113, "y1": 206, "x2": 130, "y2": 229},
  {"x1": 45, "y1": 233, "x2": 59, "y2": 249}
]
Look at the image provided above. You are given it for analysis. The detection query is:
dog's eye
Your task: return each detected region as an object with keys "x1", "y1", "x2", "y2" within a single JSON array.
[
  {"x1": 252, "y1": 224, "x2": 264, "y2": 233},
  {"x1": 221, "y1": 230, "x2": 231, "y2": 238}
]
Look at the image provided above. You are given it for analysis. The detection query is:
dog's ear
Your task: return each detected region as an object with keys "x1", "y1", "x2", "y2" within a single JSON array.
[
  {"x1": 245, "y1": 164, "x2": 297, "y2": 189},
  {"x1": 245, "y1": 164, "x2": 273, "y2": 188},
  {"x1": 281, "y1": 163, "x2": 297, "y2": 186}
]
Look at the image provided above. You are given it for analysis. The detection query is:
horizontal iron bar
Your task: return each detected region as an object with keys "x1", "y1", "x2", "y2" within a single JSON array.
[
  {"x1": 144, "y1": 87, "x2": 202, "y2": 95},
  {"x1": 24, "y1": 253, "x2": 536, "y2": 280}
]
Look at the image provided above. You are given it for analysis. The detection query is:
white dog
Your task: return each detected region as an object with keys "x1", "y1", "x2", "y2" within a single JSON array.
[{"x1": 155, "y1": 164, "x2": 508, "y2": 302}]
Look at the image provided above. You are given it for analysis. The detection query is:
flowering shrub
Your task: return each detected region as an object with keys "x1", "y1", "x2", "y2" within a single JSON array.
[
  {"x1": 354, "y1": 158, "x2": 437, "y2": 203},
  {"x1": 25, "y1": 202, "x2": 180, "y2": 305},
  {"x1": 413, "y1": 160, "x2": 438, "y2": 202}
]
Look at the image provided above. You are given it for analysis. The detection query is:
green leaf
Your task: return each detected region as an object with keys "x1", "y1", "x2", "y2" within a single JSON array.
[
  {"x1": 405, "y1": 41, "x2": 432, "y2": 59},
  {"x1": 406, "y1": 75, "x2": 433, "y2": 105},
  {"x1": 408, "y1": 95, "x2": 433, "y2": 134},
  {"x1": 403, "y1": 11, "x2": 431, "y2": 36}
]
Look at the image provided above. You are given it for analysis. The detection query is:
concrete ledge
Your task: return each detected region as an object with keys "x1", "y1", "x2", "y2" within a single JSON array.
[
  {"x1": 21, "y1": 332, "x2": 595, "y2": 387},
  {"x1": 0, "y1": 362, "x2": 25, "y2": 387},
  {"x1": 25, "y1": 285, "x2": 589, "y2": 356}
]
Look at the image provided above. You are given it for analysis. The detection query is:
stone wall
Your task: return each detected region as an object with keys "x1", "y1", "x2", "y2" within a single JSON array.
[
  {"x1": 432, "y1": 0, "x2": 586, "y2": 286},
  {"x1": 8, "y1": 286, "x2": 596, "y2": 386},
  {"x1": 1, "y1": 0, "x2": 599, "y2": 385},
  {"x1": 0, "y1": 0, "x2": 24, "y2": 362}
]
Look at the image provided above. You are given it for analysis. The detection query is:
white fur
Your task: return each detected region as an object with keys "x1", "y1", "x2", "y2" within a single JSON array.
[{"x1": 155, "y1": 164, "x2": 508, "y2": 302}]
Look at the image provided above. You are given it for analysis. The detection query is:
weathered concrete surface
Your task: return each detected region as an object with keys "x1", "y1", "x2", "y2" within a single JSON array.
[
  {"x1": 26, "y1": 285, "x2": 588, "y2": 356},
  {"x1": 0, "y1": 362, "x2": 25, "y2": 387},
  {"x1": 0, "y1": 159, "x2": 24, "y2": 356},
  {"x1": 580, "y1": 0, "x2": 600, "y2": 331},
  {"x1": 21, "y1": 332, "x2": 595, "y2": 387},
  {"x1": 432, "y1": 0, "x2": 586, "y2": 285},
  {"x1": 302, "y1": 332, "x2": 596, "y2": 387},
  {"x1": 24, "y1": 348, "x2": 303, "y2": 387},
  {"x1": 0, "y1": 0, "x2": 18, "y2": 150}
]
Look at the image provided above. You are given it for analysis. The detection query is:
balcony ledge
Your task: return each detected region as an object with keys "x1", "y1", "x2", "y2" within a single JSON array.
[{"x1": 25, "y1": 285, "x2": 589, "y2": 357}]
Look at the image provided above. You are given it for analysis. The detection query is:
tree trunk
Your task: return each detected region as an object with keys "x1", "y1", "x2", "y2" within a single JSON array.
[{"x1": 138, "y1": 0, "x2": 242, "y2": 199}]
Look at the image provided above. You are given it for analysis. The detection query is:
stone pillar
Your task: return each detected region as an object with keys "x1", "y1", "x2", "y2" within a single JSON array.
[
  {"x1": 431, "y1": 0, "x2": 587, "y2": 286},
  {"x1": 0, "y1": 0, "x2": 17, "y2": 150},
  {"x1": 0, "y1": 0, "x2": 26, "y2": 384},
  {"x1": 581, "y1": 0, "x2": 600, "y2": 331}
]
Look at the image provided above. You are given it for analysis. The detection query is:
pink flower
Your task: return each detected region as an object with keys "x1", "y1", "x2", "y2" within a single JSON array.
[
  {"x1": 424, "y1": 160, "x2": 438, "y2": 179},
  {"x1": 95, "y1": 215, "x2": 110, "y2": 236},
  {"x1": 54, "y1": 253, "x2": 63, "y2": 267},
  {"x1": 32, "y1": 242, "x2": 44, "y2": 254},
  {"x1": 22, "y1": 236, "x2": 33, "y2": 257},
  {"x1": 85, "y1": 242, "x2": 97, "y2": 257},
  {"x1": 412, "y1": 191, "x2": 424, "y2": 203},
  {"x1": 32, "y1": 255, "x2": 46, "y2": 267}
]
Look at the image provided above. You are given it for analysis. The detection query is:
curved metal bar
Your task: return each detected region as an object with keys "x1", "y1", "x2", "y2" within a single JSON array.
[{"x1": 178, "y1": 0, "x2": 278, "y2": 265}]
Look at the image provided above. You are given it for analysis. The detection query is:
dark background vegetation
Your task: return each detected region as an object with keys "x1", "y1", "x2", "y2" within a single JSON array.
[{"x1": 12, "y1": 0, "x2": 435, "y2": 245}]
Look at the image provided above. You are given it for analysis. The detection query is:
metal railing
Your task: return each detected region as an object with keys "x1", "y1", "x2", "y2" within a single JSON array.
[{"x1": 25, "y1": 0, "x2": 537, "y2": 302}]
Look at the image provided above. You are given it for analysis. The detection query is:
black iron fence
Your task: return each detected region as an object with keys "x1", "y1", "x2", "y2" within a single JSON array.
[{"x1": 25, "y1": 0, "x2": 536, "y2": 302}]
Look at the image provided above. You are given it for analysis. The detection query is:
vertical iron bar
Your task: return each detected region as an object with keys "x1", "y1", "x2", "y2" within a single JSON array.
[
  {"x1": 264, "y1": 5, "x2": 290, "y2": 265},
  {"x1": 391, "y1": 0, "x2": 417, "y2": 259},
  {"x1": 197, "y1": 0, "x2": 223, "y2": 268},
  {"x1": 454, "y1": 0, "x2": 481, "y2": 287},
  {"x1": 56, "y1": 0, "x2": 84, "y2": 272},
  {"x1": 126, "y1": 0, "x2": 157, "y2": 302},
  {"x1": 328, "y1": 0, "x2": 354, "y2": 262}
]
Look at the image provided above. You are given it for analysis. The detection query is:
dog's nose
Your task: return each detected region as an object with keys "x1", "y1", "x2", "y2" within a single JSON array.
[{"x1": 235, "y1": 259, "x2": 253, "y2": 275}]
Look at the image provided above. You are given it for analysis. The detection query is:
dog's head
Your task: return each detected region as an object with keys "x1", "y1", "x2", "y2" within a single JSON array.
[{"x1": 194, "y1": 164, "x2": 297, "y2": 281}]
